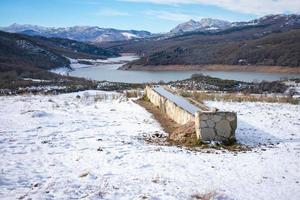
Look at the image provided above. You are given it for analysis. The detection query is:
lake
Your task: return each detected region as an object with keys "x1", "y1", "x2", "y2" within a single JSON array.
[{"x1": 58, "y1": 56, "x2": 300, "y2": 83}]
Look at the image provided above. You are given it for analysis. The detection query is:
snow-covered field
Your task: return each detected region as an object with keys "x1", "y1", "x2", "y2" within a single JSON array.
[{"x1": 0, "y1": 91, "x2": 299, "y2": 200}]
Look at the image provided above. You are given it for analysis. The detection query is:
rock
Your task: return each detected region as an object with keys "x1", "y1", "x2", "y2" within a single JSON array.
[
  {"x1": 212, "y1": 115, "x2": 222, "y2": 122},
  {"x1": 79, "y1": 172, "x2": 89, "y2": 178},
  {"x1": 97, "y1": 147, "x2": 103, "y2": 151},
  {"x1": 207, "y1": 120, "x2": 215, "y2": 128},
  {"x1": 226, "y1": 114, "x2": 236, "y2": 122},
  {"x1": 200, "y1": 128, "x2": 216, "y2": 141},
  {"x1": 230, "y1": 118, "x2": 237, "y2": 131},
  {"x1": 200, "y1": 114, "x2": 209, "y2": 120},
  {"x1": 215, "y1": 120, "x2": 232, "y2": 138},
  {"x1": 200, "y1": 120, "x2": 208, "y2": 128},
  {"x1": 32, "y1": 183, "x2": 39, "y2": 187}
]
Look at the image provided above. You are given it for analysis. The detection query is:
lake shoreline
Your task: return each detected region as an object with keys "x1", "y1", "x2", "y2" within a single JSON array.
[
  {"x1": 120, "y1": 64, "x2": 300, "y2": 74},
  {"x1": 49, "y1": 56, "x2": 300, "y2": 83}
]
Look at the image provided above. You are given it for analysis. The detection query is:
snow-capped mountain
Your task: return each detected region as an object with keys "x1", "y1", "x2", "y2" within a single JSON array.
[
  {"x1": 232, "y1": 14, "x2": 300, "y2": 29},
  {"x1": 0, "y1": 24, "x2": 152, "y2": 43},
  {"x1": 170, "y1": 18, "x2": 232, "y2": 34},
  {"x1": 2, "y1": 14, "x2": 300, "y2": 43},
  {"x1": 169, "y1": 14, "x2": 300, "y2": 36}
]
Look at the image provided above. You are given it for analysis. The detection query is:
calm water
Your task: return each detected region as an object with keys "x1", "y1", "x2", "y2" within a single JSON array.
[{"x1": 67, "y1": 56, "x2": 300, "y2": 83}]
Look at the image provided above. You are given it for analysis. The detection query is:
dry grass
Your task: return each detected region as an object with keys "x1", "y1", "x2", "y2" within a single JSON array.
[
  {"x1": 124, "y1": 89, "x2": 143, "y2": 98},
  {"x1": 191, "y1": 191, "x2": 217, "y2": 200},
  {"x1": 180, "y1": 91, "x2": 299, "y2": 105},
  {"x1": 82, "y1": 92, "x2": 125, "y2": 102}
]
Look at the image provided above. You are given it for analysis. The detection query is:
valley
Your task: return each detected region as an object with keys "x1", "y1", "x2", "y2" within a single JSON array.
[{"x1": 1, "y1": 7, "x2": 300, "y2": 200}]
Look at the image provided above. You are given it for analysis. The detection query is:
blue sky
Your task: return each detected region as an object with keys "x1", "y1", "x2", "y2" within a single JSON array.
[{"x1": 0, "y1": 0, "x2": 299, "y2": 33}]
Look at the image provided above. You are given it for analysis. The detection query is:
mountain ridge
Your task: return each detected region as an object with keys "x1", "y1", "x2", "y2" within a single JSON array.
[
  {"x1": 0, "y1": 24, "x2": 153, "y2": 43},
  {"x1": 2, "y1": 14, "x2": 300, "y2": 43},
  {"x1": 170, "y1": 18, "x2": 232, "y2": 35},
  {"x1": 167, "y1": 14, "x2": 300, "y2": 36},
  {"x1": 106, "y1": 14, "x2": 300, "y2": 69}
]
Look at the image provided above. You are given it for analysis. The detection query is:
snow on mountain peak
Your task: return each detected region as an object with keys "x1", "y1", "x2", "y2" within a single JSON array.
[
  {"x1": 170, "y1": 18, "x2": 231, "y2": 34},
  {"x1": 0, "y1": 24, "x2": 152, "y2": 43},
  {"x1": 121, "y1": 32, "x2": 140, "y2": 39}
]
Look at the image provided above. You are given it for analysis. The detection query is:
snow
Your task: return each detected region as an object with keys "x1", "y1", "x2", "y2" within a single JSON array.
[
  {"x1": 0, "y1": 91, "x2": 300, "y2": 200},
  {"x1": 121, "y1": 32, "x2": 140, "y2": 39},
  {"x1": 22, "y1": 78, "x2": 51, "y2": 83},
  {"x1": 50, "y1": 67, "x2": 72, "y2": 76},
  {"x1": 51, "y1": 55, "x2": 139, "y2": 76}
]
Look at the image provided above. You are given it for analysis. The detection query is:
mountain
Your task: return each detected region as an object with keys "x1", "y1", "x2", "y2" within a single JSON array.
[
  {"x1": 0, "y1": 31, "x2": 119, "y2": 78},
  {"x1": 168, "y1": 14, "x2": 300, "y2": 36},
  {"x1": 0, "y1": 24, "x2": 153, "y2": 43},
  {"x1": 121, "y1": 29, "x2": 300, "y2": 70},
  {"x1": 232, "y1": 14, "x2": 300, "y2": 28},
  {"x1": 170, "y1": 18, "x2": 232, "y2": 35},
  {"x1": 101, "y1": 14, "x2": 300, "y2": 70}
]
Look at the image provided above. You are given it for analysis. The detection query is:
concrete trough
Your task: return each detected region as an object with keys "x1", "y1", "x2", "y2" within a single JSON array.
[{"x1": 145, "y1": 85, "x2": 237, "y2": 142}]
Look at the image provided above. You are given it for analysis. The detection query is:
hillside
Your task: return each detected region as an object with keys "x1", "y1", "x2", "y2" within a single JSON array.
[
  {"x1": 121, "y1": 29, "x2": 300, "y2": 70},
  {"x1": 100, "y1": 15, "x2": 300, "y2": 70},
  {"x1": 0, "y1": 31, "x2": 119, "y2": 78}
]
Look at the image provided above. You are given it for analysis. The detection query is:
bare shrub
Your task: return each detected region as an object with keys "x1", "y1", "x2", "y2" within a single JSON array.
[
  {"x1": 191, "y1": 191, "x2": 217, "y2": 200},
  {"x1": 180, "y1": 91, "x2": 299, "y2": 104},
  {"x1": 124, "y1": 90, "x2": 143, "y2": 98}
]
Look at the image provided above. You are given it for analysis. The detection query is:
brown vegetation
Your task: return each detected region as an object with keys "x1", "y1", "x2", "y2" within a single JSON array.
[
  {"x1": 121, "y1": 64, "x2": 300, "y2": 73},
  {"x1": 180, "y1": 91, "x2": 299, "y2": 104},
  {"x1": 109, "y1": 26, "x2": 300, "y2": 70},
  {"x1": 0, "y1": 30, "x2": 119, "y2": 83},
  {"x1": 191, "y1": 191, "x2": 217, "y2": 200}
]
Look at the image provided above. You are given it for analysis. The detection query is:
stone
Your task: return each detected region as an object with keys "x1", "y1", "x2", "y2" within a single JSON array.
[
  {"x1": 200, "y1": 120, "x2": 208, "y2": 128},
  {"x1": 214, "y1": 136, "x2": 227, "y2": 142},
  {"x1": 207, "y1": 120, "x2": 215, "y2": 128},
  {"x1": 230, "y1": 118, "x2": 237, "y2": 131},
  {"x1": 200, "y1": 128, "x2": 216, "y2": 141},
  {"x1": 215, "y1": 120, "x2": 232, "y2": 138},
  {"x1": 212, "y1": 115, "x2": 222, "y2": 122},
  {"x1": 200, "y1": 114, "x2": 209, "y2": 120},
  {"x1": 79, "y1": 172, "x2": 89, "y2": 178},
  {"x1": 226, "y1": 114, "x2": 237, "y2": 122}
]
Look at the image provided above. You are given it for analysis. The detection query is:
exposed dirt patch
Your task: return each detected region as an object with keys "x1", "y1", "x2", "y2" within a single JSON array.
[
  {"x1": 169, "y1": 121, "x2": 199, "y2": 147},
  {"x1": 135, "y1": 99, "x2": 180, "y2": 134},
  {"x1": 122, "y1": 64, "x2": 300, "y2": 74},
  {"x1": 135, "y1": 98, "x2": 198, "y2": 146}
]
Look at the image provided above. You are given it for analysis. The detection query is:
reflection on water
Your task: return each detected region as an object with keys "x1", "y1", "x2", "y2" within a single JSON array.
[{"x1": 67, "y1": 56, "x2": 300, "y2": 83}]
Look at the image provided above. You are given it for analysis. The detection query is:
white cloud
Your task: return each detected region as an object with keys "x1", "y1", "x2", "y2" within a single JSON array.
[
  {"x1": 121, "y1": 0, "x2": 300, "y2": 15},
  {"x1": 95, "y1": 8, "x2": 130, "y2": 17},
  {"x1": 144, "y1": 10, "x2": 202, "y2": 22}
]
